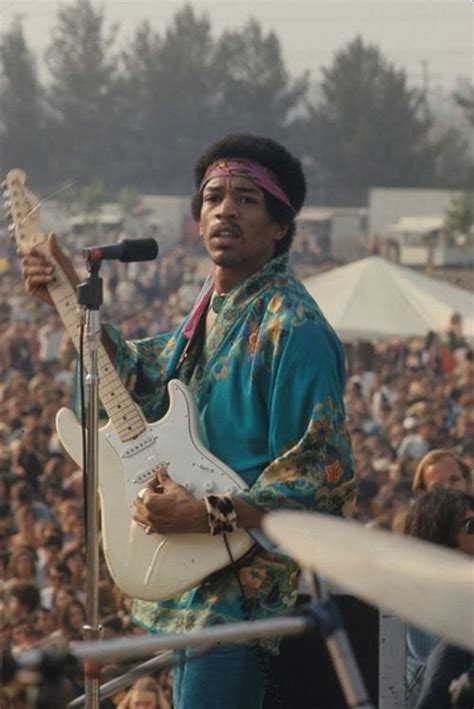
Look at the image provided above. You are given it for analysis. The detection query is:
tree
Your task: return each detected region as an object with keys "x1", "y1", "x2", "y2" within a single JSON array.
[
  {"x1": 306, "y1": 37, "x2": 438, "y2": 204},
  {"x1": 432, "y1": 126, "x2": 472, "y2": 189},
  {"x1": 77, "y1": 177, "x2": 106, "y2": 243},
  {"x1": 120, "y1": 6, "x2": 218, "y2": 193},
  {"x1": 45, "y1": 0, "x2": 120, "y2": 187},
  {"x1": 117, "y1": 186, "x2": 140, "y2": 218},
  {"x1": 454, "y1": 83, "x2": 474, "y2": 127},
  {"x1": 119, "y1": 8, "x2": 307, "y2": 193},
  {"x1": 118, "y1": 20, "x2": 164, "y2": 191},
  {"x1": 55, "y1": 179, "x2": 79, "y2": 216},
  {"x1": 444, "y1": 193, "x2": 474, "y2": 245},
  {"x1": 0, "y1": 18, "x2": 48, "y2": 186},
  {"x1": 80, "y1": 177, "x2": 106, "y2": 215},
  {"x1": 212, "y1": 19, "x2": 308, "y2": 140}
]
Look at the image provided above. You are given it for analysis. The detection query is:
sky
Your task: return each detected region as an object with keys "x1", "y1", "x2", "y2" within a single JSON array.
[{"x1": 1, "y1": 0, "x2": 473, "y2": 92}]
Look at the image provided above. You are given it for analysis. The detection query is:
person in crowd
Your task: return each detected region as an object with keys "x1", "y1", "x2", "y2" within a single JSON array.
[
  {"x1": 1, "y1": 316, "x2": 35, "y2": 380},
  {"x1": 8, "y1": 616, "x2": 33, "y2": 656},
  {"x1": 117, "y1": 676, "x2": 171, "y2": 709},
  {"x1": 53, "y1": 598, "x2": 87, "y2": 643},
  {"x1": 101, "y1": 614, "x2": 125, "y2": 639},
  {"x1": 3, "y1": 546, "x2": 38, "y2": 591},
  {"x1": 36, "y1": 312, "x2": 64, "y2": 369},
  {"x1": 10, "y1": 503, "x2": 38, "y2": 548},
  {"x1": 10, "y1": 480, "x2": 52, "y2": 523},
  {"x1": 40, "y1": 560, "x2": 73, "y2": 610},
  {"x1": 19, "y1": 133, "x2": 355, "y2": 709},
  {"x1": 445, "y1": 312, "x2": 467, "y2": 353},
  {"x1": 404, "y1": 488, "x2": 474, "y2": 708},
  {"x1": 36, "y1": 532, "x2": 64, "y2": 586},
  {"x1": 63, "y1": 545, "x2": 86, "y2": 597},
  {"x1": 52, "y1": 585, "x2": 77, "y2": 618},
  {"x1": 398, "y1": 417, "x2": 437, "y2": 461},
  {"x1": 31, "y1": 606, "x2": 57, "y2": 638},
  {"x1": 5, "y1": 581, "x2": 41, "y2": 620},
  {"x1": 412, "y1": 449, "x2": 472, "y2": 496}
]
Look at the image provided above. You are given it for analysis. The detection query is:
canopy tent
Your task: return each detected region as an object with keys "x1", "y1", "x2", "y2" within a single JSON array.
[{"x1": 303, "y1": 255, "x2": 474, "y2": 340}]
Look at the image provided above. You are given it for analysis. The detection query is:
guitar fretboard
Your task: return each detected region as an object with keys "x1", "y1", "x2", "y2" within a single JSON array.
[
  {"x1": 42, "y1": 243, "x2": 146, "y2": 442},
  {"x1": 4, "y1": 167, "x2": 145, "y2": 442}
]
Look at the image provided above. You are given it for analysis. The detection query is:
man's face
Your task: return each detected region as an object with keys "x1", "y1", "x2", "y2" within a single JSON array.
[
  {"x1": 423, "y1": 457, "x2": 468, "y2": 492},
  {"x1": 199, "y1": 175, "x2": 286, "y2": 282},
  {"x1": 455, "y1": 508, "x2": 474, "y2": 556}
]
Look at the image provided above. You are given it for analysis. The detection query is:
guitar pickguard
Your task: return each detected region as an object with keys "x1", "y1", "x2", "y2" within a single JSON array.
[{"x1": 56, "y1": 380, "x2": 254, "y2": 601}]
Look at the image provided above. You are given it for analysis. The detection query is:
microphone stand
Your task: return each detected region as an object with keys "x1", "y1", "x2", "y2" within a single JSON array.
[{"x1": 76, "y1": 258, "x2": 104, "y2": 709}]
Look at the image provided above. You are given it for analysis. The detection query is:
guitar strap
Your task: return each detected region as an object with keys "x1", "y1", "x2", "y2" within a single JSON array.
[{"x1": 165, "y1": 275, "x2": 214, "y2": 384}]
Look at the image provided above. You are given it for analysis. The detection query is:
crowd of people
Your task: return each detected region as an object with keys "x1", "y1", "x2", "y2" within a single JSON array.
[{"x1": 0, "y1": 221, "x2": 472, "y2": 707}]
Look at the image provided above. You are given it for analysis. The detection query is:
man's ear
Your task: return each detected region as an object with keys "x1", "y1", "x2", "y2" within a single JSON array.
[{"x1": 273, "y1": 223, "x2": 288, "y2": 241}]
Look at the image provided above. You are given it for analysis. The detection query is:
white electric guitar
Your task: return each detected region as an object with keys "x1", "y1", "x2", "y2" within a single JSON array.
[{"x1": 3, "y1": 169, "x2": 254, "y2": 601}]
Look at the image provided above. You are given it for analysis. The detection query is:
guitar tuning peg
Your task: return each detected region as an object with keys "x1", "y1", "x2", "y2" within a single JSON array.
[
  {"x1": 7, "y1": 223, "x2": 16, "y2": 234},
  {"x1": 1, "y1": 181, "x2": 7, "y2": 190},
  {"x1": 3, "y1": 199, "x2": 12, "y2": 210}
]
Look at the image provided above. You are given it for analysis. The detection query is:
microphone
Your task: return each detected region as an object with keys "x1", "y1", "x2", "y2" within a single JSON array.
[{"x1": 83, "y1": 238, "x2": 158, "y2": 263}]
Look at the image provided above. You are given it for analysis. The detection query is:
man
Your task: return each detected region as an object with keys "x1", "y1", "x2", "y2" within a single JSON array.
[
  {"x1": 404, "y1": 488, "x2": 474, "y2": 708},
  {"x1": 412, "y1": 449, "x2": 472, "y2": 496},
  {"x1": 21, "y1": 134, "x2": 355, "y2": 708}
]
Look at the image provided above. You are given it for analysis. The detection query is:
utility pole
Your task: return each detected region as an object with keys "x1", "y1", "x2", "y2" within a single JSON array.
[{"x1": 409, "y1": 60, "x2": 442, "y2": 121}]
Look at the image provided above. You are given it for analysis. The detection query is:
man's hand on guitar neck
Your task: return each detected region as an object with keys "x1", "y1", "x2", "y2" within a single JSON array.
[
  {"x1": 133, "y1": 468, "x2": 264, "y2": 535},
  {"x1": 20, "y1": 232, "x2": 79, "y2": 306}
]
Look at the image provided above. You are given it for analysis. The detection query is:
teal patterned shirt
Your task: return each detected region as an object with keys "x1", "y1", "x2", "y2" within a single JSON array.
[{"x1": 104, "y1": 254, "x2": 355, "y2": 651}]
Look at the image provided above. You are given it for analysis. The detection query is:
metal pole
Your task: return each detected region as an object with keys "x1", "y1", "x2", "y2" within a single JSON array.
[
  {"x1": 77, "y1": 266, "x2": 104, "y2": 709},
  {"x1": 325, "y1": 627, "x2": 373, "y2": 708},
  {"x1": 302, "y1": 574, "x2": 374, "y2": 709},
  {"x1": 68, "y1": 651, "x2": 174, "y2": 707},
  {"x1": 71, "y1": 616, "x2": 311, "y2": 665},
  {"x1": 16, "y1": 602, "x2": 373, "y2": 708},
  {"x1": 83, "y1": 308, "x2": 102, "y2": 708}
]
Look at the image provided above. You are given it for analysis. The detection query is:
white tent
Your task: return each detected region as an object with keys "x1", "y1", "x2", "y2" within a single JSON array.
[{"x1": 303, "y1": 255, "x2": 474, "y2": 340}]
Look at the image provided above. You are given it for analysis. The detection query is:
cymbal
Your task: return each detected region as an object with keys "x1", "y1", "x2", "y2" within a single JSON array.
[{"x1": 263, "y1": 511, "x2": 474, "y2": 651}]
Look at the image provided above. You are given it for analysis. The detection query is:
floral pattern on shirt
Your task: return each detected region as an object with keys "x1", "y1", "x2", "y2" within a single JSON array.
[{"x1": 101, "y1": 254, "x2": 355, "y2": 652}]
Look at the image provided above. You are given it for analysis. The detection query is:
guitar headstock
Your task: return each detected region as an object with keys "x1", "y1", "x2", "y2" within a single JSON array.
[{"x1": 3, "y1": 169, "x2": 46, "y2": 252}]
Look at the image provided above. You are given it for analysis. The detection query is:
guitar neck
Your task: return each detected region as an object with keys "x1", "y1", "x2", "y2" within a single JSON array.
[{"x1": 41, "y1": 243, "x2": 146, "y2": 442}]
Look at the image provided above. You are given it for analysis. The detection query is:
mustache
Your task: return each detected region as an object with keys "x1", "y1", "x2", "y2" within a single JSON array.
[{"x1": 210, "y1": 223, "x2": 242, "y2": 238}]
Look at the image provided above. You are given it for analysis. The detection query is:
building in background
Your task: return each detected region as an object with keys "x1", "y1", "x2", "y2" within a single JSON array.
[{"x1": 296, "y1": 206, "x2": 368, "y2": 262}]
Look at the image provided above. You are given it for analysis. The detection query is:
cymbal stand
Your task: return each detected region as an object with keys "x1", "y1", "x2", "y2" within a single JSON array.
[{"x1": 303, "y1": 571, "x2": 374, "y2": 709}]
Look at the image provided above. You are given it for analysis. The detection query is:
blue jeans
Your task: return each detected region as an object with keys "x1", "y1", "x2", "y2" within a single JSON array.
[
  {"x1": 172, "y1": 643, "x2": 271, "y2": 709},
  {"x1": 415, "y1": 642, "x2": 472, "y2": 709}
]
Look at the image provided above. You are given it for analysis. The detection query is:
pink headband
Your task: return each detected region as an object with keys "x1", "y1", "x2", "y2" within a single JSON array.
[{"x1": 200, "y1": 159, "x2": 294, "y2": 211}]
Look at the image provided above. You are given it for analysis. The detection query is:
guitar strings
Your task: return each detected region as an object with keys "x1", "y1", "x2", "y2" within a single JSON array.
[{"x1": 19, "y1": 181, "x2": 75, "y2": 226}]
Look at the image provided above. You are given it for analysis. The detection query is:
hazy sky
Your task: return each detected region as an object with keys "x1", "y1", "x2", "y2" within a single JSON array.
[{"x1": 1, "y1": 0, "x2": 473, "y2": 91}]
